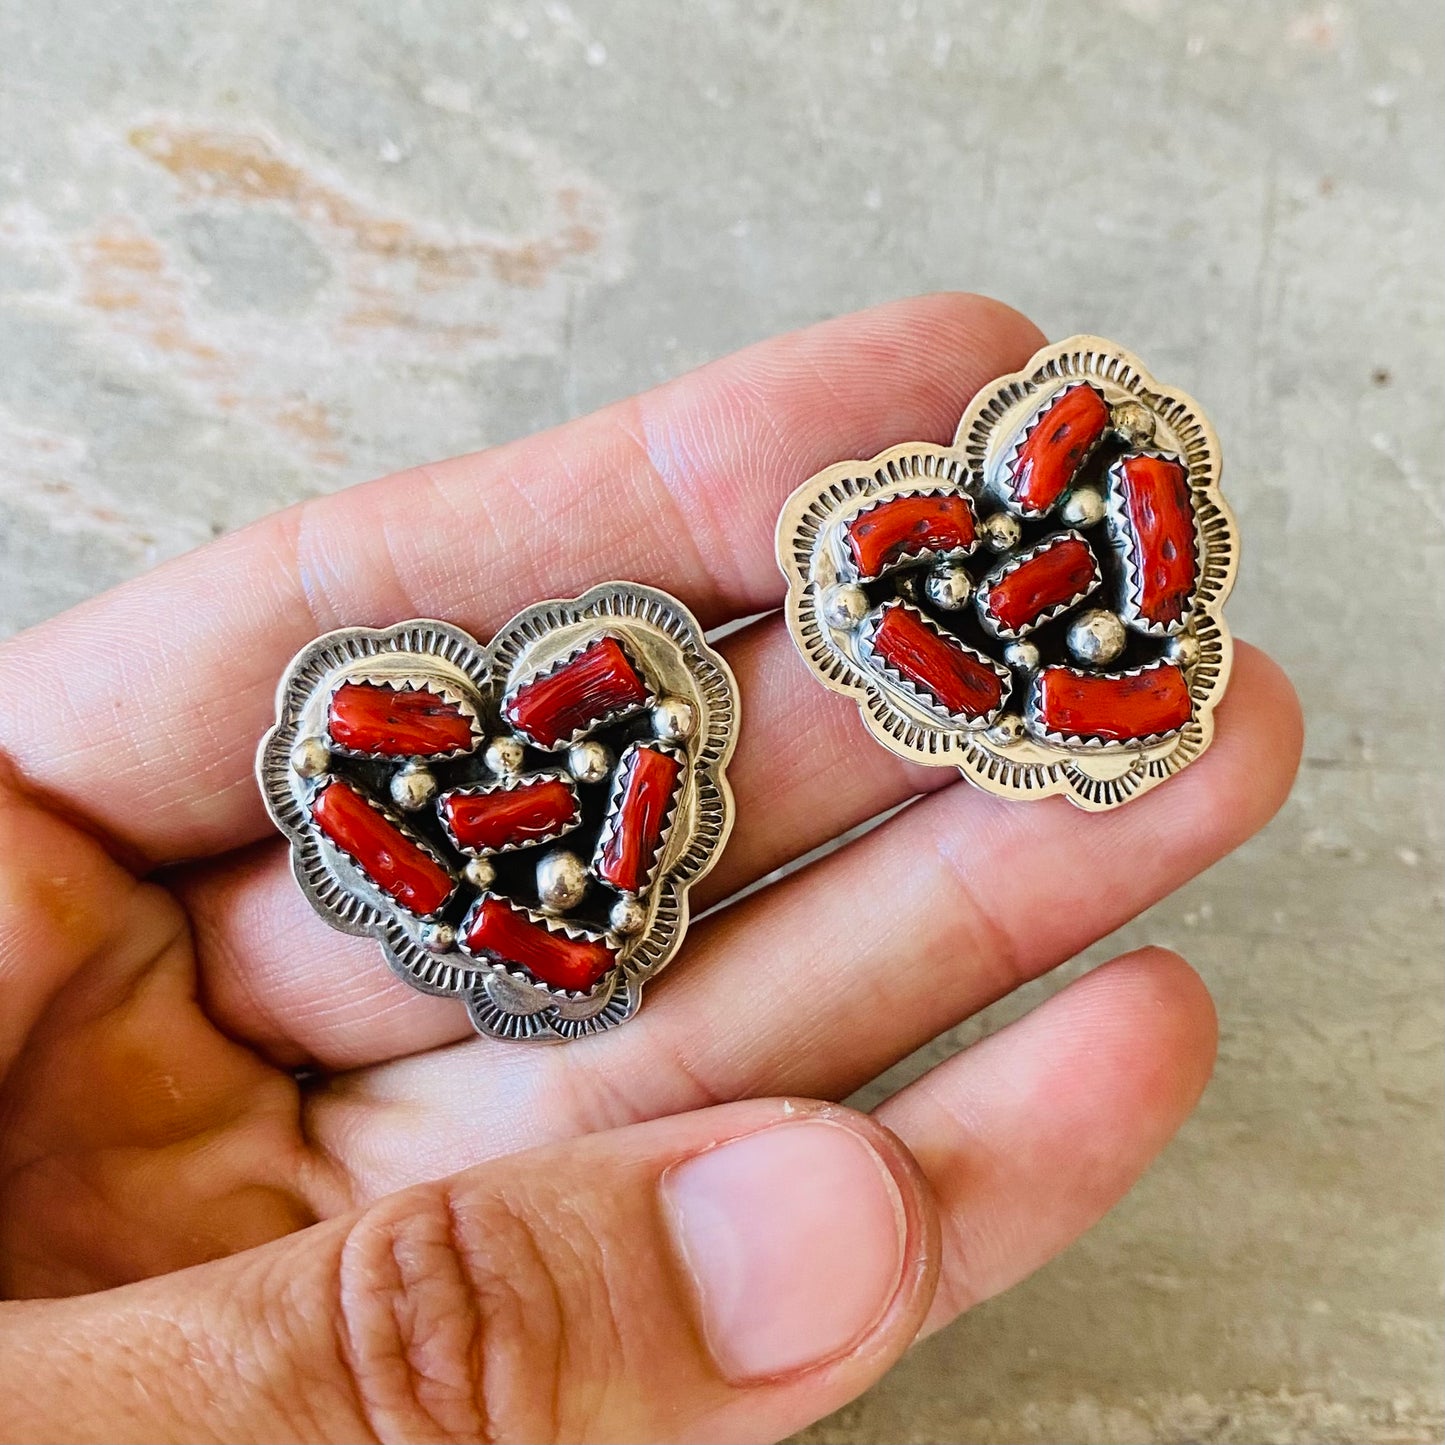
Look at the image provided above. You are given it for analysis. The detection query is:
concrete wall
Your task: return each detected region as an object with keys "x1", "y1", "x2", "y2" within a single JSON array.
[{"x1": 1, "y1": 2, "x2": 1439, "y2": 1440}]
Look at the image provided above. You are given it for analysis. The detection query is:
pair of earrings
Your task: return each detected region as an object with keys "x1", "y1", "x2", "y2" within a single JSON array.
[{"x1": 259, "y1": 336, "x2": 1236, "y2": 1041}]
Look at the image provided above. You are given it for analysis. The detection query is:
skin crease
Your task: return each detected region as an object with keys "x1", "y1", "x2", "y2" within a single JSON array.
[{"x1": 0, "y1": 296, "x2": 1302, "y2": 1443}]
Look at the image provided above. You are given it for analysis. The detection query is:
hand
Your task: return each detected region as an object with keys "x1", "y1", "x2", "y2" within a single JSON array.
[{"x1": 0, "y1": 295, "x2": 1301, "y2": 1444}]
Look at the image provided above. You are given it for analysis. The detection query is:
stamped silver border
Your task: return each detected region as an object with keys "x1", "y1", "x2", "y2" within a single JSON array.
[
  {"x1": 257, "y1": 620, "x2": 491, "y2": 997},
  {"x1": 775, "y1": 335, "x2": 1238, "y2": 811}
]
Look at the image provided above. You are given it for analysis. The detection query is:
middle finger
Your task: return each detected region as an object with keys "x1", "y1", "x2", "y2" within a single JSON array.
[{"x1": 180, "y1": 611, "x2": 950, "y2": 1067}]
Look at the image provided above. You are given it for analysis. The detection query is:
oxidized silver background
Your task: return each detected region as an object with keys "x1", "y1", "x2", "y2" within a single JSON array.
[{"x1": 0, "y1": 3, "x2": 1439, "y2": 1441}]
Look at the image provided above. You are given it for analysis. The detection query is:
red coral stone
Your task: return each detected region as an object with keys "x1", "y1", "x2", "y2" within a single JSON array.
[
  {"x1": 1112, "y1": 453, "x2": 1199, "y2": 629},
  {"x1": 328, "y1": 681, "x2": 476, "y2": 757},
  {"x1": 1032, "y1": 662, "x2": 1192, "y2": 742},
  {"x1": 595, "y1": 745, "x2": 684, "y2": 893},
  {"x1": 504, "y1": 637, "x2": 651, "y2": 748},
  {"x1": 439, "y1": 776, "x2": 580, "y2": 854},
  {"x1": 1007, "y1": 383, "x2": 1110, "y2": 514},
  {"x1": 844, "y1": 493, "x2": 978, "y2": 580},
  {"x1": 310, "y1": 779, "x2": 455, "y2": 916},
  {"x1": 871, "y1": 603, "x2": 1006, "y2": 722},
  {"x1": 462, "y1": 896, "x2": 616, "y2": 991},
  {"x1": 982, "y1": 534, "x2": 1099, "y2": 635}
]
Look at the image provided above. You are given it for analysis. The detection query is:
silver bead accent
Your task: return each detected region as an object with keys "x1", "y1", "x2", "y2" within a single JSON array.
[
  {"x1": 1066, "y1": 608, "x2": 1127, "y2": 666},
  {"x1": 823, "y1": 583, "x2": 870, "y2": 629},
  {"x1": 420, "y1": 921, "x2": 456, "y2": 954},
  {"x1": 484, "y1": 735, "x2": 525, "y2": 776},
  {"x1": 389, "y1": 763, "x2": 438, "y2": 812},
  {"x1": 652, "y1": 695, "x2": 697, "y2": 742},
  {"x1": 923, "y1": 560, "x2": 973, "y2": 610},
  {"x1": 1112, "y1": 400, "x2": 1156, "y2": 449},
  {"x1": 536, "y1": 849, "x2": 588, "y2": 913},
  {"x1": 463, "y1": 856, "x2": 496, "y2": 890},
  {"x1": 981, "y1": 511, "x2": 1022, "y2": 553},
  {"x1": 609, "y1": 895, "x2": 647, "y2": 936},
  {"x1": 986, "y1": 714, "x2": 1025, "y2": 746},
  {"x1": 1060, "y1": 486, "x2": 1107, "y2": 529},
  {"x1": 567, "y1": 738, "x2": 614, "y2": 785},
  {"x1": 290, "y1": 735, "x2": 331, "y2": 778},
  {"x1": 1004, "y1": 639, "x2": 1040, "y2": 671},
  {"x1": 1165, "y1": 632, "x2": 1202, "y2": 669}
]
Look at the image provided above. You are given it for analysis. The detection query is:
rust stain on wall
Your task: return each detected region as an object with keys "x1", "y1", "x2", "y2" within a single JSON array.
[
  {"x1": 2, "y1": 117, "x2": 617, "y2": 486},
  {"x1": 71, "y1": 217, "x2": 345, "y2": 467},
  {"x1": 0, "y1": 413, "x2": 165, "y2": 554},
  {"x1": 76, "y1": 221, "x2": 221, "y2": 364},
  {"x1": 128, "y1": 122, "x2": 600, "y2": 293}
]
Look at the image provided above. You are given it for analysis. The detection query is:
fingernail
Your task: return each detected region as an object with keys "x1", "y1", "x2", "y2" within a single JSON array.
[{"x1": 661, "y1": 1118, "x2": 907, "y2": 1381}]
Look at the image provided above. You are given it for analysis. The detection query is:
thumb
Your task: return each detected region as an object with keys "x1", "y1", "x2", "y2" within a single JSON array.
[{"x1": 1, "y1": 1099, "x2": 938, "y2": 1444}]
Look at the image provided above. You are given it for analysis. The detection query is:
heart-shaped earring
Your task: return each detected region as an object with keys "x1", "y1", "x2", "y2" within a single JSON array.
[
  {"x1": 775, "y1": 336, "x2": 1237, "y2": 810},
  {"x1": 258, "y1": 583, "x2": 737, "y2": 1041}
]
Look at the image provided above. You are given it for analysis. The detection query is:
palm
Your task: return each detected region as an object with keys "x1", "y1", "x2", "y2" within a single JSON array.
[
  {"x1": 0, "y1": 298, "x2": 1299, "y2": 1350},
  {"x1": 0, "y1": 820, "x2": 304, "y2": 1295}
]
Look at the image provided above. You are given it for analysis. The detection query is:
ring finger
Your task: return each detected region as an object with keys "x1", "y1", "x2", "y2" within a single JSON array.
[{"x1": 178, "y1": 610, "x2": 952, "y2": 1067}]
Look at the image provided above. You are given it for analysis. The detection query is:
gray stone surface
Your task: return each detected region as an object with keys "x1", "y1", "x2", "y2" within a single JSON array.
[{"x1": 0, "y1": 2, "x2": 1440, "y2": 1441}]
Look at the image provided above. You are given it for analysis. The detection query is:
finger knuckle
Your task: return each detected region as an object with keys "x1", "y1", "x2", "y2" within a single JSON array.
[
  {"x1": 925, "y1": 819, "x2": 1027, "y2": 997},
  {"x1": 334, "y1": 1181, "x2": 577, "y2": 1444}
]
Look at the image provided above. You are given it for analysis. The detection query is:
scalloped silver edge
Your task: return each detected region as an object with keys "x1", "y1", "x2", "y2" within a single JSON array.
[{"x1": 774, "y1": 335, "x2": 1238, "y2": 811}]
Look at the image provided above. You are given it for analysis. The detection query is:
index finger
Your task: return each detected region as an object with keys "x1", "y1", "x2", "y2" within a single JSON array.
[{"x1": 0, "y1": 294, "x2": 1044, "y2": 866}]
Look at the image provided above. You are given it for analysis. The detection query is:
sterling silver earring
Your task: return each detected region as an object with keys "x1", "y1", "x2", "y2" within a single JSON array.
[
  {"x1": 258, "y1": 583, "x2": 737, "y2": 1041},
  {"x1": 776, "y1": 335, "x2": 1237, "y2": 811}
]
